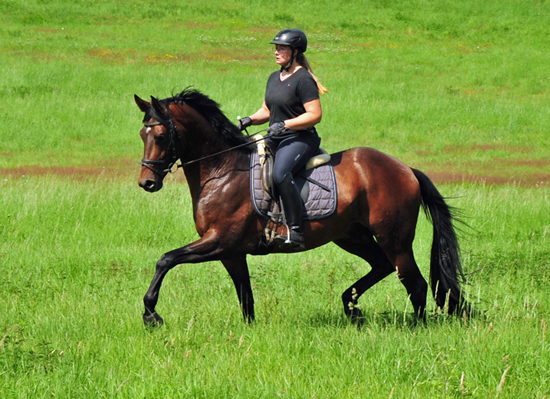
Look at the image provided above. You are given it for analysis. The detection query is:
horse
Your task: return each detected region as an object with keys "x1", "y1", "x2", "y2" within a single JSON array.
[{"x1": 134, "y1": 88, "x2": 467, "y2": 327}]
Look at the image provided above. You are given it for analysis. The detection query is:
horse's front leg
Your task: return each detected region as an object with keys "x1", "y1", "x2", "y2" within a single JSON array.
[
  {"x1": 143, "y1": 234, "x2": 224, "y2": 327},
  {"x1": 221, "y1": 256, "x2": 255, "y2": 323}
]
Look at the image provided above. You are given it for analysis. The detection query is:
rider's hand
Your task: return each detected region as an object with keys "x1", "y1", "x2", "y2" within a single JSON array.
[
  {"x1": 237, "y1": 116, "x2": 252, "y2": 131},
  {"x1": 266, "y1": 121, "x2": 287, "y2": 136}
]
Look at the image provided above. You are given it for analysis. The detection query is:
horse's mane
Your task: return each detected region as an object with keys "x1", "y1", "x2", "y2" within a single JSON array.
[{"x1": 161, "y1": 88, "x2": 254, "y2": 152}]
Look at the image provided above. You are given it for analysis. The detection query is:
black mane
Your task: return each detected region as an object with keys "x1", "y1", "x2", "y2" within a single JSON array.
[{"x1": 161, "y1": 88, "x2": 254, "y2": 152}]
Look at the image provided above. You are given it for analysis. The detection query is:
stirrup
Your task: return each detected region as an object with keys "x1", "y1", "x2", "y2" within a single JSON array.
[{"x1": 275, "y1": 226, "x2": 305, "y2": 250}]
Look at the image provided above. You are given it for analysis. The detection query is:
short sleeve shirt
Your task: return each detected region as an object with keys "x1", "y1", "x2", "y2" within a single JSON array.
[{"x1": 264, "y1": 68, "x2": 320, "y2": 127}]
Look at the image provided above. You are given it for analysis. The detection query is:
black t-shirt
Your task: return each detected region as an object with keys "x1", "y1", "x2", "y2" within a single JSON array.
[{"x1": 264, "y1": 68, "x2": 320, "y2": 128}]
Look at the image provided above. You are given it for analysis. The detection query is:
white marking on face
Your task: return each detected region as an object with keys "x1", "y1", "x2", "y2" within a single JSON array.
[{"x1": 145, "y1": 127, "x2": 151, "y2": 134}]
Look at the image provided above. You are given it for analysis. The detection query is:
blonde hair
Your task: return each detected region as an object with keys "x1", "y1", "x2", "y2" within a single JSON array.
[{"x1": 296, "y1": 53, "x2": 329, "y2": 95}]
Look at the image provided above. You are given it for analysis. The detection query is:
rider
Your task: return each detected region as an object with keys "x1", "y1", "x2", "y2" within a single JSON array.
[{"x1": 238, "y1": 28, "x2": 328, "y2": 249}]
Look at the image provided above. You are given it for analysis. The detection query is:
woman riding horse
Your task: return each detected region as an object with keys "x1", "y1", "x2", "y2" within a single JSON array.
[
  {"x1": 135, "y1": 86, "x2": 467, "y2": 326},
  {"x1": 238, "y1": 29, "x2": 328, "y2": 249}
]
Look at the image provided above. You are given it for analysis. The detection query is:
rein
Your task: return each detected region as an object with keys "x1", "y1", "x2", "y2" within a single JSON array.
[
  {"x1": 140, "y1": 107, "x2": 267, "y2": 175},
  {"x1": 182, "y1": 131, "x2": 267, "y2": 167}
]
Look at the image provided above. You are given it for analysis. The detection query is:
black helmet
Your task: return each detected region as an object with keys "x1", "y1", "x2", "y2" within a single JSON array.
[{"x1": 270, "y1": 29, "x2": 307, "y2": 53}]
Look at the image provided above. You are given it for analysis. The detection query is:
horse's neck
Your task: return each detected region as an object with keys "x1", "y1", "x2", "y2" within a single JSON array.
[
  {"x1": 178, "y1": 109, "x2": 236, "y2": 165},
  {"x1": 183, "y1": 149, "x2": 250, "y2": 201},
  {"x1": 181, "y1": 127, "x2": 248, "y2": 174},
  {"x1": 175, "y1": 106, "x2": 251, "y2": 200}
]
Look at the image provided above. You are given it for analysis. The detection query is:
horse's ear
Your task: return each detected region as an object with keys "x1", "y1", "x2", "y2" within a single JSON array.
[
  {"x1": 134, "y1": 95, "x2": 150, "y2": 112},
  {"x1": 151, "y1": 96, "x2": 169, "y2": 120}
]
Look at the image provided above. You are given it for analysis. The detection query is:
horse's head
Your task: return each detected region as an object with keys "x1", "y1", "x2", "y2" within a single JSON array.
[
  {"x1": 135, "y1": 88, "x2": 255, "y2": 192},
  {"x1": 135, "y1": 95, "x2": 180, "y2": 192}
]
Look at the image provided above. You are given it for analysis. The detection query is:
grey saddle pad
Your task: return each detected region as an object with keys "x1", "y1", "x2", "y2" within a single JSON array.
[{"x1": 250, "y1": 149, "x2": 338, "y2": 220}]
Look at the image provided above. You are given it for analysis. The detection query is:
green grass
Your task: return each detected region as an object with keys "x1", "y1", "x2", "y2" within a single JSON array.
[
  {"x1": 1, "y1": 0, "x2": 550, "y2": 397},
  {"x1": 1, "y1": 0, "x2": 549, "y2": 177},
  {"x1": 1, "y1": 177, "x2": 549, "y2": 397}
]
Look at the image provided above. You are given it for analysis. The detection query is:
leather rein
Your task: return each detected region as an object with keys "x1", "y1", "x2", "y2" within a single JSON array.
[{"x1": 140, "y1": 106, "x2": 267, "y2": 177}]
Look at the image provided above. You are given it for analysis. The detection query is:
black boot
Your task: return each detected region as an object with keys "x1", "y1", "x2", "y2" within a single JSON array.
[{"x1": 276, "y1": 173, "x2": 305, "y2": 250}]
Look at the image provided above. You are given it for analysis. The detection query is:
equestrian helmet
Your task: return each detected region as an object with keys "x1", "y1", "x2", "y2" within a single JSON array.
[{"x1": 270, "y1": 29, "x2": 307, "y2": 53}]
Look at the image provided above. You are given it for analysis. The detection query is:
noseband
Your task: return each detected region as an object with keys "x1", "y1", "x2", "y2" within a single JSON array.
[{"x1": 140, "y1": 105, "x2": 182, "y2": 178}]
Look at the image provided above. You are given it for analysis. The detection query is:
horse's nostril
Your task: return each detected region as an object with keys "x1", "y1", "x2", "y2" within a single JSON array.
[
  {"x1": 144, "y1": 181, "x2": 156, "y2": 191},
  {"x1": 139, "y1": 179, "x2": 156, "y2": 192}
]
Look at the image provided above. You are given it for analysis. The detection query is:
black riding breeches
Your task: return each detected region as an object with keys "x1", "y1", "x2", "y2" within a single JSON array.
[{"x1": 269, "y1": 134, "x2": 321, "y2": 186}]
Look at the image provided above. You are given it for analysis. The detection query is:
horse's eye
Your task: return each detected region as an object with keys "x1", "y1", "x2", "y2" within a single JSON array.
[{"x1": 155, "y1": 135, "x2": 167, "y2": 145}]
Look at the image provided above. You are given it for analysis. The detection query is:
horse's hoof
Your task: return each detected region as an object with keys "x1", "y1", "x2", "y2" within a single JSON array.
[
  {"x1": 350, "y1": 308, "x2": 365, "y2": 328},
  {"x1": 143, "y1": 312, "x2": 164, "y2": 327}
]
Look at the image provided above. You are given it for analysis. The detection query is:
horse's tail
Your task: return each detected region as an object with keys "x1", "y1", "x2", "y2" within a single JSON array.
[{"x1": 412, "y1": 168, "x2": 467, "y2": 314}]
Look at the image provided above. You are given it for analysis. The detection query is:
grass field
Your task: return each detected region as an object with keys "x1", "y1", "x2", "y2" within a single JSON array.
[{"x1": 1, "y1": 0, "x2": 550, "y2": 397}]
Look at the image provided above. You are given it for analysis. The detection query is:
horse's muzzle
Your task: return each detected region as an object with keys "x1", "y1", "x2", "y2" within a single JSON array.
[
  {"x1": 139, "y1": 177, "x2": 163, "y2": 192},
  {"x1": 139, "y1": 159, "x2": 167, "y2": 192}
]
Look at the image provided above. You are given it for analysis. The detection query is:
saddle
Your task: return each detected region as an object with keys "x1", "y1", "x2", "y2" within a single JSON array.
[{"x1": 250, "y1": 135, "x2": 338, "y2": 247}]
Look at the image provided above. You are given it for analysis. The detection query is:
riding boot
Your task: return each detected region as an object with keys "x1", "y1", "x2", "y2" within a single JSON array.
[{"x1": 276, "y1": 173, "x2": 305, "y2": 249}]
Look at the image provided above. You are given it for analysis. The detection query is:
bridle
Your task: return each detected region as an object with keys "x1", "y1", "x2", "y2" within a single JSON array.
[
  {"x1": 140, "y1": 104, "x2": 182, "y2": 177},
  {"x1": 140, "y1": 103, "x2": 268, "y2": 177}
]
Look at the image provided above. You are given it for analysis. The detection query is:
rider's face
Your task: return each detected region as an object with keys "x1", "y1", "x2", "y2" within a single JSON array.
[{"x1": 275, "y1": 45, "x2": 293, "y2": 67}]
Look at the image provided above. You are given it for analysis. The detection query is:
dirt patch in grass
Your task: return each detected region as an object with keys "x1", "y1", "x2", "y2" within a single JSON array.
[
  {"x1": 413, "y1": 144, "x2": 550, "y2": 187},
  {"x1": 422, "y1": 170, "x2": 550, "y2": 187},
  {"x1": 1, "y1": 155, "x2": 549, "y2": 187},
  {"x1": 0, "y1": 164, "x2": 188, "y2": 183},
  {"x1": 0, "y1": 166, "x2": 133, "y2": 180}
]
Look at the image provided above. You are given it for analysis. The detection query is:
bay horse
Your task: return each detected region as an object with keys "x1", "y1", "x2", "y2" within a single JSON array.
[{"x1": 134, "y1": 88, "x2": 466, "y2": 326}]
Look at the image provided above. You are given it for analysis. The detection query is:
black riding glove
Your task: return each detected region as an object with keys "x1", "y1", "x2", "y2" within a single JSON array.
[
  {"x1": 238, "y1": 116, "x2": 252, "y2": 131},
  {"x1": 266, "y1": 121, "x2": 287, "y2": 137}
]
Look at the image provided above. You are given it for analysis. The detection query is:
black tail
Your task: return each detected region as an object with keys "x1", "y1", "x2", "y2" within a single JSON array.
[{"x1": 412, "y1": 169, "x2": 467, "y2": 314}]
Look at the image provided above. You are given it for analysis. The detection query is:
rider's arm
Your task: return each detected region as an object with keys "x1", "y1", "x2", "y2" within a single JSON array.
[
  {"x1": 248, "y1": 100, "x2": 270, "y2": 125},
  {"x1": 283, "y1": 98, "x2": 322, "y2": 131}
]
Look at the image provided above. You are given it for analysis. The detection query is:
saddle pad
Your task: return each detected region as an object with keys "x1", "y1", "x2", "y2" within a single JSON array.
[{"x1": 250, "y1": 149, "x2": 338, "y2": 220}]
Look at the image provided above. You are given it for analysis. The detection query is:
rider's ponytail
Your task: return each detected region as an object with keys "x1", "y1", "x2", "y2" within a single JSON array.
[{"x1": 296, "y1": 53, "x2": 329, "y2": 95}]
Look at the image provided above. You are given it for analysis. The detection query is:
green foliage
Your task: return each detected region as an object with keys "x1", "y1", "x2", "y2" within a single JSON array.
[
  {"x1": 0, "y1": 0, "x2": 549, "y2": 173},
  {"x1": 1, "y1": 0, "x2": 550, "y2": 397},
  {"x1": 1, "y1": 178, "x2": 549, "y2": 397}
]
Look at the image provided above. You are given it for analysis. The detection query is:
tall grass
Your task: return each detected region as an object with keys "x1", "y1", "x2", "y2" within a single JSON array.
[
  {"x1": 1, "y1": 0, "x2": 550, "y2": 397},
  {"x1": 1, "y1": 0, "x2": 549, "y2": 176},
  {"x1": 1, "y1": 177, "x2": 549, "y2": 397}
]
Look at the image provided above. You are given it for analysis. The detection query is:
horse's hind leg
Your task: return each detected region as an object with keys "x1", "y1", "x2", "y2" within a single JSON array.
[
  {"x1": 221, "y1": 256, "x2": 255, "y2": 323},
  {"x1": 335, "y1": 225, "x2": 428, "y2": 324},
  {"x1": 394, "y1": 251, "x2": 428, "y2": 322},
  {"x1": 334, "y1": 230, "x2": 396, "y2": 324}
]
